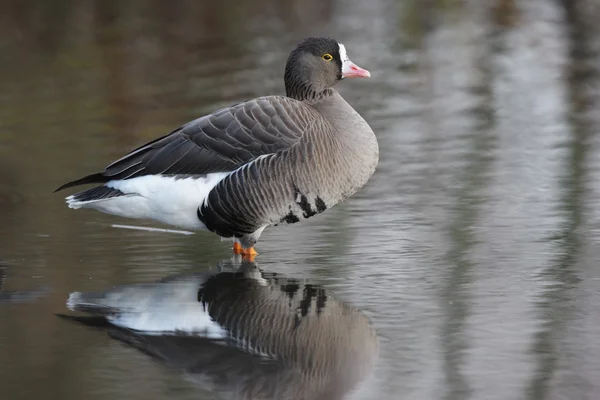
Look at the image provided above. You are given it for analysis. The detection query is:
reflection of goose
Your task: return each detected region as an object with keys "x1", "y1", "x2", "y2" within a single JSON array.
[{"x1": 66, "y1": 258, "x2": 379, "y2": 400}]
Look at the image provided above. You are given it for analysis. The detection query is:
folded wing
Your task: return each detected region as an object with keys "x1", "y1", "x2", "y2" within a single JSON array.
[{"x1": 56, "y1": 96, "x2": 314, "y2": 191}]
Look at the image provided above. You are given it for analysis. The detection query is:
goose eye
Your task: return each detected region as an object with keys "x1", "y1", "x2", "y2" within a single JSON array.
[{"x1": 322, "y1": 53, "x2": 333, "y2": 61}]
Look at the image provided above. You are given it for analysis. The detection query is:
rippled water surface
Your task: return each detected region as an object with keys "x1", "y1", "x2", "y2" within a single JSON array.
[{"x1": 2, "y1": 1, "x2": 600, "y2": 399}]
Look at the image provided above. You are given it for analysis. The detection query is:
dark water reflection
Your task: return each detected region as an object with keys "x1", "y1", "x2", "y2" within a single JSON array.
[
  {"x1": 2, "y1": 0, "x2": 600, "y2": 399},
  {"x1": 63, "y1": 258, "x2": 378, "y2": 400}
]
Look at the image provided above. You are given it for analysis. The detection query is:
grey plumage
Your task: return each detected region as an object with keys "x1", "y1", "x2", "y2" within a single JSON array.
[
  {"x1": 200, "y1": 91, "x2": 378, "y2": 247},
  {"x1": 65, "y1": 259, "x2": 379, "y2": 400},
  {"x1": 56, "y1": 37, "x2": 378, "y2": 249},
  {"x1": 55, "y1": 97, "x2": 307, "y2": 187}
]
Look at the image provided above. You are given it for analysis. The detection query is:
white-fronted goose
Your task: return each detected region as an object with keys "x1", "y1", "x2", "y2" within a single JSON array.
[{"x1": 55, "y1": 37, "x2": 379, "y2": 257}]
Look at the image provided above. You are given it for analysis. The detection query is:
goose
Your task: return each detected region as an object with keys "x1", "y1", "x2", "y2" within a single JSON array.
[
  {"x1": 55, "y1": 37, "x2": 378, "y2": 258},
  {"x1": 65, "y1": 258, "x2": 379, "y2": 400}
]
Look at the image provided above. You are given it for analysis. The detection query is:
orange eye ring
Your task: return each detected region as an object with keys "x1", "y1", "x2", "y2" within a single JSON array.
[{"x1": 322, "y1": 53, "x2": 333, "y2": 61}]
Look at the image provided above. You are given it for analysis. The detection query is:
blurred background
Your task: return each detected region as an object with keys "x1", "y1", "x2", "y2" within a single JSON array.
[{"x1": 1, "y1": 0, "x2": 600, "y2": 399}]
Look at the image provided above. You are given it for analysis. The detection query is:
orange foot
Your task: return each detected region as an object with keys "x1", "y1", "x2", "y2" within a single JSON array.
[
  {"x1": 241, "y1": 247, "x2": 258, "y2": 261},
  {"x1": 233, "y1": 242, "x2": 242, "y2": 255}
]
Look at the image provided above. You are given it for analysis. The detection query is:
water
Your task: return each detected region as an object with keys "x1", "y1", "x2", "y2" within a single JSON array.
[{"x1": 1, "y1": 0, "x2": 600, "y2": 399}]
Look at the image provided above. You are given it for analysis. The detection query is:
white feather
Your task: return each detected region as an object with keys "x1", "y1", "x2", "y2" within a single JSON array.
[
  {"x1": 338, "y1": 42, "x2": 348, "y2": 62},
  {"x1": 66, "y1": 173, "x2": 229, "y2": 231},
  {"x1": 67, "y1": 278, "x2": 227, "y2": 337}
]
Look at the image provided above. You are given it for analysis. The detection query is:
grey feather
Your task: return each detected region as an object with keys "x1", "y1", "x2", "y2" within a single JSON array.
[
  {"x1": 199, "y1": 90, "x2": 378, "y2": 246},
  {"x1": 105, "y1": 97, "x2": 309, "y2": 181}
]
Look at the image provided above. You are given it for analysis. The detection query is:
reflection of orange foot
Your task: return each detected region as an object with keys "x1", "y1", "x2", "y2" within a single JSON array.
[
  {"x1": 233, "y1": 242, "x2": 242, "y2": 255},
  {"x1": 241, "y1": 247, "x2": 258, "y2": 261}
]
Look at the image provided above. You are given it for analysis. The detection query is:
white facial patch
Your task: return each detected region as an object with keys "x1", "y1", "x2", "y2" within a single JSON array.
[
  {"x1": 338, "y1": 42, "x2": 353, "y2": 77},
  {"x1": 338, "y1": 42, "x2": 349, "y2": 63}
]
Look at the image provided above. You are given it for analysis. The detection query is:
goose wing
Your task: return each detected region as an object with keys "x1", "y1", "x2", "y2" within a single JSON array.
[{"x1": 56, "y1": 96, "x2": 316, "y2": 191}]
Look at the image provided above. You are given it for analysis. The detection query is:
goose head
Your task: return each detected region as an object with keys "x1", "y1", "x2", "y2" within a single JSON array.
[{"x1": 284, "y1": 37, "x2": 370, "y2": 101}]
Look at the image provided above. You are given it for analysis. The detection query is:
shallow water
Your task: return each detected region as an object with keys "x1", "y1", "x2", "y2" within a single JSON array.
[{"x1": 2, "y1": 1, "x2": 600, "y2": 399}]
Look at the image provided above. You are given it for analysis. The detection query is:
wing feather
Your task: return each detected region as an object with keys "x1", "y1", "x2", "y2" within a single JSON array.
[{"x1": 56, "y1": 96, "x2": 313, "y2": 190}]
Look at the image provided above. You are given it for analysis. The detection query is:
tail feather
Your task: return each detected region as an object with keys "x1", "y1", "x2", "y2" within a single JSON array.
[
  {"x1": 54, "y1": 173, "x2": 107, "y2": 192},
  {"x1": 66, "y1": 186, "x2": 129, "y2": 209}
]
